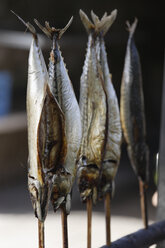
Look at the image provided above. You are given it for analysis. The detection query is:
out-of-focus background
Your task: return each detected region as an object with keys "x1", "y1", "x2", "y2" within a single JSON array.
[{"x1": 0, "y1": 0, "x2": 164, "y2": 247}]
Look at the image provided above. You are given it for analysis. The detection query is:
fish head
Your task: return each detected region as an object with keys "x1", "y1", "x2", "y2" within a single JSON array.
[
  {"x1": 51, "y1": 167, "x2": 72, "y2": 212},
  {"x1": 98, "y1": 160, "x2": 117, "y2": 199},
  {"x1": 28, "y1": 175, "x2": 51, "y2": 222},
  {"x1": 77, "y1": 156, "x2": 100, "y2": 203}
]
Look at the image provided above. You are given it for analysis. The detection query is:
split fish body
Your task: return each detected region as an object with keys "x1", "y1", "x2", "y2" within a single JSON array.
[
  {"x1": 89, "y1": 10, "x2": 122, "y2": 197},
  {"x1": 77, "y1": 10, "x2": 107, "y2": 203},
  {"x1": 35, "y1": 19, "x2": 82, "y2": 213},
  {"x1": 120, "y1": 19, "x2": 149, "y2": 183},
  {"x1": 78, "y1": 10, "x2": 122, "y2": 201},
  {"x1": 12, "y1": 17, "x2": 66, "y2": 221}
]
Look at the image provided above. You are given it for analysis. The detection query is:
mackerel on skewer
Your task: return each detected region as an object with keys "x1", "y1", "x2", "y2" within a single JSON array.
[
  {"x1": 78, "y1": 10, "x2": 107, "y2": 248},
  {"x1": 78, "y1": 10, "x2": 107, "y2": 205},
  {"x1": 120, "y1": 19, "x2": 149, "y2": 229},
  {"x1": 96, "y1": 11, "x2": 121, "y2": 199},
  {"x1": 90, "y1": 10, "x2": 122, "y2": 245},
  {"x1": 78, "y1": 9, "x2": 121, "y2": 247},
  {"x1": 35, "y1": 18, "x2": 82, "y2": 248},
  {"x1": 12, "y1": 12, "x2": 66, "y2": 248}
]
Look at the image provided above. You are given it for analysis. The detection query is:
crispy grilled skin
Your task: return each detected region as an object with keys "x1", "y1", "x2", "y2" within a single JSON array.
[
  {"x1": 26, "y1": 28, "x2": 64, "y2": 221},
  {"x1": 34, "y1": 19, "x2": 81, "y2": 213},
  {"x1": 49, "y1": 41, "x2": 81, "y2": 213},
  {"x1": 78, "y1": 11, "x2": 108, "y2": 203},
  {"x1": 120, "y1": 19, "x2": 149, "y2": 183},
  {"x1": 78, "y1": 10, "x2": 122, "y2": 201},
  {"x1": 26, "y1": 32, "x2": 50, "y2": 222},
  {"x1": 99, "y1": 36, "x2": 122, "y2": 198},
  {"x1": 24, "y1": 20, "x2": 66, "y2": 221}
]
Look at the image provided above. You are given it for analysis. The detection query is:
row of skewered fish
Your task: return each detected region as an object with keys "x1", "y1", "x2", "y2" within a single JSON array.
[{"x1": 13, "y1": 8, "x2": 149, "y2": 248}]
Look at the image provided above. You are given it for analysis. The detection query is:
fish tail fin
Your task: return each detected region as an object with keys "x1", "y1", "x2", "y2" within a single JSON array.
[
  {"x1": 91, "y1": 9, "x2": 117, "y2": 36},
  {"x1": 126, "y1": 18, "x2": 138, "y2": 38},
  {"x1": 34, "y1": 17, "x2": 73, "y2": 40},
  {"x1": 11, "y1": 10, "x2": 37, "y2": 39},
  {"x1": 79, "y1": 9, "x2": 117, "y2": 36},
  {"x1": 79, "y1": 9, "x2": 95, "y2": 34}
]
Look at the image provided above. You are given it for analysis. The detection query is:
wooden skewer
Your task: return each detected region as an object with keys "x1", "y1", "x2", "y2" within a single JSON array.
[
  {"x1": 61, "y1": 207, "x2": 69, "y2": 248},
  {"x1": 38, "y1": 220, "x2": 45, "y2": 248},
  {"x1": 87, "y1": 197, "x2": 92, "y2": 248},
  {"x1": 104, "y1": 192, "x2": 111, "y2": 246},
  {"x1": 139, "y1": 179, "x2": 148, "y2": 229}
]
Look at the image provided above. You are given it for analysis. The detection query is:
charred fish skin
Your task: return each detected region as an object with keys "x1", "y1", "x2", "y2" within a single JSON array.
[
  {"x1": 90, "y1": 10, "x2": 122, "y2": 197},
  {"x1": 27, "y1": 28, "x2": 67, "y2": 221},
  {"x1": 77, "y1": 10, "x2": 107, "y2": 203},
  {"x1": 12, "y1": 13, "x2": 66, "y2": 221},
  {"x1": 27, "y1": 33, "x2": 66, "y2": 220},
  {"x1": 35, "y1": 19, "x2": 82, "y2": 214},
  {"x1": 27, "y1": 32, "x2": 66, "y2": 220},
  {"x1": 120, "y1": 19, "x2": 149, "y2": 183}
]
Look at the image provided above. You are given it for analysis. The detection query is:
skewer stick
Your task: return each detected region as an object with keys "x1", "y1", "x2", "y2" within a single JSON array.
[
  {"x1": 104, "y1": 192, "x2": 111, "y2": 246},
  {"x1": 61, "y1": 207, "x2": 69, "y2": 248},
  {"x1": 38, "y1": 220, "x2": 45, "y2": 248},
  {"x1": 139, "y1": 179, "x2": 148, "y2": 229},
  {"x1": 87, "y1": 197, "x2": 92, "y2": 248}
]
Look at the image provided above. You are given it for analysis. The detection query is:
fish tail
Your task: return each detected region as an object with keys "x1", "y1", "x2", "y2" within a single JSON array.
[
  {"x1": 79, "y1": 9, "x2": 117, "y2": 36},
  {"x1": 79, "y1": 9, "x2": 95, "y2": 34},
  {"x1": 34, "y1": 17, "x2": 73, "y2": 40},
  {"x1": 126, "y1": 18, "x2": 138, "y2": 38},
  {"x1": 11, "y1": 10, "x2": 37, "y2": 39}
]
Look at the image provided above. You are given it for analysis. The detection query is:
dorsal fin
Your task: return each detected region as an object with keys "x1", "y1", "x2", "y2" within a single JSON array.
[
  {"x1": 34, "y1": 17, "x2": 73, "y2": 40},
  {"x1": 79, "y1": 9, "x2": 117, "y2": 36}
]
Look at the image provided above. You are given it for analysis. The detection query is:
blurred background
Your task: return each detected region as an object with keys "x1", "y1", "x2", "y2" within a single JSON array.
[{"x1": 0, "y1": 0, "x2": 164, "y2": 247}]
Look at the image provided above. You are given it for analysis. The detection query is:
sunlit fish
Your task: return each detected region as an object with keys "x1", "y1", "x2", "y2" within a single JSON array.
[
  {"x1": 77, "y1": 10, "x2": 108, "y2": 203},
  {"x1": 12, "y1": 12, "x2": 66, "y2": 222},
  {"x1": 35, "y1": 18, "x2": 82, "y2": 214},
  {"x1": 89, "y1": 10, "x2": 122, "y2": 197}
]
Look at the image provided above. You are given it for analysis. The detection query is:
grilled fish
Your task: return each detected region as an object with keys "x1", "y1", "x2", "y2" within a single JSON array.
[
  {"x1": 90, "y1": 10, "x2": 122, "y2": 197},
  {"x1": 35, "y1": 18, "x2": 82, "y2": 214},
  {"x1": 120, "y1": 19, "x2": 149, "y2": 183},
  {"x1": 12, "y1": 12, "x2": 66, "y2": 221},
  {"x1": 26, "y1": 23, "x2": 50, "y2": 223},
  {"x1": 77, "y1": 10, "x2": 107, "y2": 203}
]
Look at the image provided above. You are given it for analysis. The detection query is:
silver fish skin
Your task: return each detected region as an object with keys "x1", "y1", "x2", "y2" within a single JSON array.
[
  {"x1": 120, "y1": 19, "x2": 149, "y2": 183},
  {"x1": 12, "y1": 12, "x2": 52, "y2": 221},
  {"x1": 77, "y1": 10, "x2": 107, "y2": 203},
  {"x1": 25, "y1": 25, "x2": 50, "y2": 222},
  {"x1": 88, "y1": 10, "x2": 122, "y2": 196},
  {"x1": 24, "y1": 21, "x2": 65, "y2": 221},
  {"x1": 50, "y1": 44, "x2": 82, "y2": 213},
  {"x1": 100, "y1": 36, "x2": 122, "y2": 196},
  {"x1": 35, "y1": 19, "x2": 82, "y2": 214}
]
